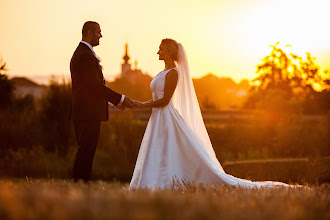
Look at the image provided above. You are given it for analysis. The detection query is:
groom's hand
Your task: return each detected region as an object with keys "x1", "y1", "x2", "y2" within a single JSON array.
[
  {"x1": 132, "y1": 100, "x2": 143, "y2": 108},
  {"x1": 116, "y1": 104, "x2": 126, "y2": 110},
  {"x1": 122, "y1": 96, "x2": 135, "y2": 108}
]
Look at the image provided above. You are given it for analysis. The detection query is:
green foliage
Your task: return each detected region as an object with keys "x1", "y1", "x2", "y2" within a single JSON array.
[
  {"x1": 0, "y1": 114, "x2": 328, "y2": 181},
  {"x1": 39, "y1": 77, "x2": 74, "y2": 156},
  {"x1": 303, "y1": 85, "x2": 330, "y2": 114},
  {"x1": 256, "y1": 88, "x2": 303, "y2": 124},
  {"x1": 96, "y1": 118, "x2": 146, "y2": 181},
  {"x1": 0, "y1": 66, "x2": 40, "y2": 150},
  {"x1": 245, "y1": 43, "x2": 330, "y2": 114},
  {"x1": 255, "y1": 43, "x2": 323, "y2": 94},
  {"x1": 0, "y1": 147, "x2": 74, "y2": 178},
  {"x1": 0, "y1": 77, "x2": 74, "y2": 157},
  {"x1": 0, "y1": 71, "x2": 15, "y2": 110}
]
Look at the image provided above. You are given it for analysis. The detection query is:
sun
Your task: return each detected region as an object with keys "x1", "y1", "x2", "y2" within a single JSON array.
[{"x1": 242, "y1": 0, "x2": 330, "y2": 56}]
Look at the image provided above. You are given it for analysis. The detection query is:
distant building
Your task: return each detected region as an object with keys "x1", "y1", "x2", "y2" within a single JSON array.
[
  {"x1": 120, "y1": 43, "x2": 146, "y2": 83},
  {"x1": 10, "y1": 77, "x2": 46, "y2": 98}
]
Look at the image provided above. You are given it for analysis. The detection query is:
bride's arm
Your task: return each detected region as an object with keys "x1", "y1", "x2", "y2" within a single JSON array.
[{"x1": 135, "y1": 69, "x2": 178, "y2": 108}]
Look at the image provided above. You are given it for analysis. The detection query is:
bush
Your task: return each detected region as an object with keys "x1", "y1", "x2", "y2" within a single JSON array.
[{"x1": 38, "y1": 78, "x2": 74, "y2": 156}]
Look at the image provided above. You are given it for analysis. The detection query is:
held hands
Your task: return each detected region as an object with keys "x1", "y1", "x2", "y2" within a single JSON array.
[
  {"x1": 121, "y1": 96, "x2": 143, "y2": 109},
  {"x1": 132, "y1": 100, "x2": 143, "y2": 108},
  {"x1": 122, "y1": 96, "x2": 135, "y2": 108},
  {"x1": 115, "y1": 96, "x2": 144, "y2": 110},
  {"x1": 110, "y1": 96, "x2": 141, "y2": 110},
  {"x1": 116, "y1": 104, "x2": 126, "y2": 110}
]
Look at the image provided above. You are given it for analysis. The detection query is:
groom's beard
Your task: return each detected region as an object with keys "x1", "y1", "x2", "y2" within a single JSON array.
[{"x1": 91, "y1": 37, "x2": 100, "y2": 46}]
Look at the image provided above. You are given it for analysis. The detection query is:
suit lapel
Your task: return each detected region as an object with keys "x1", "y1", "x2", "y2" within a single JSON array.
[
  {"x1": 79, "y1": 43, "x2": 105, "y2": 84},
  {"x1": 95, "y1": 58, "x2": 105, "y2": 84}
]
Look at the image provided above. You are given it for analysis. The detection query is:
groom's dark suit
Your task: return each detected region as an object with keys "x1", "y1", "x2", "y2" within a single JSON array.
[{"x1": 70, "y1": 42, "x2": 122, "y2": 181}]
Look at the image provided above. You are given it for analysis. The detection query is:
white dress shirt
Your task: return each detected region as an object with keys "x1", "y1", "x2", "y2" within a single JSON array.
[{"x1": 80, "y1": 41, "x2": 125, "y2": 107}]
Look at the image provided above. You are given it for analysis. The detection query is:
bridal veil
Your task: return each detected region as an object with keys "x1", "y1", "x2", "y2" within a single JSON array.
[{"x1": 173, "y1": 44, "x2": 225, "y2": 173}]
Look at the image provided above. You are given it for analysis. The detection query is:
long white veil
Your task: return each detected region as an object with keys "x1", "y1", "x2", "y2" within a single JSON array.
[{"x1": 173, "y1": 43, "x2": 225, "y2": 173}]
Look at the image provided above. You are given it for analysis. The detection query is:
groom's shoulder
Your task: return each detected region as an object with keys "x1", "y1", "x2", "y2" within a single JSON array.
[
  {"x1": 75, "y1": 43, "x2": 90, "y2": 54},
  {"x1": 72, "y1": 44, "x2": 93, "y2": 59}
]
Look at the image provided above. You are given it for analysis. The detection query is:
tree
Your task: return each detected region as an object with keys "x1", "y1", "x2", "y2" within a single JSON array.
[
  {"x1": 253, "y1": 43, "x2": 326, "y2": 97},
  {"x1": 0, "y1": 59, "x2": 15, "y2": 110},
  {"x1": 0, "y1": 59, "x2": 6, "y2": 73},
  {"x1": 39, "y1": 77, "x2": 73, "y2": 156},
  {"x1": 245, "y1": 43, "x2": 330, "y2": 114}
]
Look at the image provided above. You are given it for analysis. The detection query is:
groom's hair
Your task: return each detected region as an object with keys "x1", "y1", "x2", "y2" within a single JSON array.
[{"x1": 82, "y1": 21, "x2": 99, "y2": 37}]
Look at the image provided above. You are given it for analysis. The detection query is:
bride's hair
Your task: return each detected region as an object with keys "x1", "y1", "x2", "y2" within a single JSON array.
[{"x1": 161, "y1": 38, "x2": 178, "y2": 61}]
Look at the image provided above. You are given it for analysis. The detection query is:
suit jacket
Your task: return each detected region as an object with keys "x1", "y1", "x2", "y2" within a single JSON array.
[{"x1": 70, "y1": 42, "x2": 122, "y2": 121}]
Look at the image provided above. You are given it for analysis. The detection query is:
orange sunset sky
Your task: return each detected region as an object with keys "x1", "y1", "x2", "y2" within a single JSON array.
[{"x1": 1, "y1": 0, "x2": 329, "y2": 84}]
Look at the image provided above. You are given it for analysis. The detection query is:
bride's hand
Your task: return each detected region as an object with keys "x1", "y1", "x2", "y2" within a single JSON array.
[{"x1": 132, "y1": 100, "x2": 143, "y2": 108}]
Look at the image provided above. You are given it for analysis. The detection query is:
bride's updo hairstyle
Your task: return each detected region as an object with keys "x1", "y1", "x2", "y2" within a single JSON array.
[{"x1": 161, "y1": 38, "x2": 179, "y2": 61}]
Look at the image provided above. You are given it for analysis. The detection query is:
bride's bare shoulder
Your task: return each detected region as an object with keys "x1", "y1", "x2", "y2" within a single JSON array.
[
  {"x1": 166, "y1": 68, "x2": 178, "y2": 79},
  {"x1": 165, "y1": 69, "x2": 178, "y2": 84}
]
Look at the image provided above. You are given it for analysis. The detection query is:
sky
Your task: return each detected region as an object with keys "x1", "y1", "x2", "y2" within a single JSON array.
[{"x1": 1, "y1": 0, "x2": 329, "y2": 84}]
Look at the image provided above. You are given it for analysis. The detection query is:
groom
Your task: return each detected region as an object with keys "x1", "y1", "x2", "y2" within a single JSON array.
[{"x1": 69, "y1": 21, "x2": 135, "y2": 182}]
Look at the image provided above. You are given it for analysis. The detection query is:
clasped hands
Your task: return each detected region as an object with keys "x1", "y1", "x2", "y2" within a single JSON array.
[{"x1": 116, "y1": 96, "x2": 143, "y2": 110}]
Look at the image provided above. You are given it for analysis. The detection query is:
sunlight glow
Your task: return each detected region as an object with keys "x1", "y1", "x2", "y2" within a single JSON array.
[{"x1": 0, "y1": 0, "x2": 329, "y2": 84}]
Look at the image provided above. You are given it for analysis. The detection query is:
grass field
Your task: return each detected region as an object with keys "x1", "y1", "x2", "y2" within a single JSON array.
[
  {"x1": 0, "y1": 179, "x2": 328, "y2": 220},
  {"x1": 2, "y1": 145, "x2": 328, "y2": 184}
]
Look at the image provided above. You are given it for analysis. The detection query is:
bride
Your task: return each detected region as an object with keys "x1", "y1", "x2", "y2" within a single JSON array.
[{"x1": 130, "y1": 38, "x2": 296, "y2": 189}]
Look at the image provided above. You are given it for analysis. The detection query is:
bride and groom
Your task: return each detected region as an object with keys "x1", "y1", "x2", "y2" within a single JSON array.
[{"x1": 70, "y1": 21, "x2": 294, "y2": 188}]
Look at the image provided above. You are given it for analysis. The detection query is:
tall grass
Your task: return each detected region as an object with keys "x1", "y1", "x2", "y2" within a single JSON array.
[
  {"x1": 0, "y1": 114, "x2": 329, "y2": 183},
  {"x1": 0, "y1": 180, "x2": 328, "y2": 220},
  {"x1": 1, "y1": 145, "x2": 328, "y2": 184}
]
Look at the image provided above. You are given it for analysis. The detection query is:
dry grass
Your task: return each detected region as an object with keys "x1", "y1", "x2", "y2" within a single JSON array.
[{"x1": 0, "y1": 179, "x2": 328, "y2": 220}]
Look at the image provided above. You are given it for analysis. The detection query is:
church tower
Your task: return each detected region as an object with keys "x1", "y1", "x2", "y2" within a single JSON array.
[{"x1": 121, "y1": 43, "x2": 131, "y2": 77}]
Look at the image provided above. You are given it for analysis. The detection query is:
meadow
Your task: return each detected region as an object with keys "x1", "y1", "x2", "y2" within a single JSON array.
[
  {"x1": 1, "y1": 111, "x2": 329, "y2": 184},
  {"x1": 0, "y1": 179, "x2": 328, "y2": 220}
]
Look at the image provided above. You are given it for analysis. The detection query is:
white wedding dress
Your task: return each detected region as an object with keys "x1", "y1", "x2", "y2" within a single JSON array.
[{"x1": 129, "y1": 44, "x2": 294, "y2": 189}]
